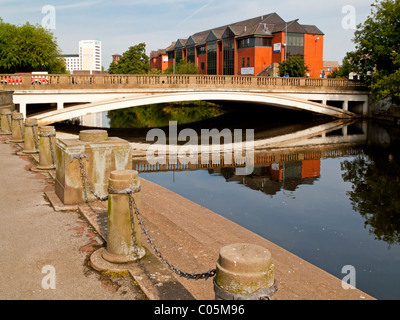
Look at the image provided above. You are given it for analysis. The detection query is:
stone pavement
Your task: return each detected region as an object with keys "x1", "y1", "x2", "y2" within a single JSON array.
[{"x1": 0, "y1": 136, "x2": 147, "y2": 300}]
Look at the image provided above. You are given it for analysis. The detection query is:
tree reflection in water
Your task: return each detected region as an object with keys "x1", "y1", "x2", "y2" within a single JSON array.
[{"x1": 341, "y1": 147, "x2": 400, "y2": 246}]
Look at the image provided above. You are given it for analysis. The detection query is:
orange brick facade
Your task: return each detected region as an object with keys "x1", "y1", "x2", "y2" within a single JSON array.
[{"x1": 152, "y1": 13, "x2": 325, "y2": 78}]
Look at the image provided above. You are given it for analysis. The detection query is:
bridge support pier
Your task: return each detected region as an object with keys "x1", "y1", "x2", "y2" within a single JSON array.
[{"x1": 19, "y1": 103, "x2": 26, "y2": 119}]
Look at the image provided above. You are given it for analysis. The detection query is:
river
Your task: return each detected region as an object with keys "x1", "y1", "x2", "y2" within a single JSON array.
[{"x1": 61, "y1": 103, "x2": 400, "y2": 300}]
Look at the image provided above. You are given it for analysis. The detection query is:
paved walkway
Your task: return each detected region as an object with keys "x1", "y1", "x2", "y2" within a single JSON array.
[{"x1": 0, "y1": 136, "x2": 147, "y2": 300}]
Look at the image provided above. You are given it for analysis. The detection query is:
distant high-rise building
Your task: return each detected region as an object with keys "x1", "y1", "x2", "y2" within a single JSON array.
[
  {"x1": 63, "y1": 40, "x2": 102, "y2": 74},
  {"x1": 79, "y1": 40, "x2": 102, "y2": 73}
]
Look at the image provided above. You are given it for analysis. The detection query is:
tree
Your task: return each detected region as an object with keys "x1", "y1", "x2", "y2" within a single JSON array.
[
  {"x1": 328, "y1": 56, "x2": 352, "y2": 79},
  {"x1": 164, "y1": 59, "x2": 200, "y2": 74},
  {"x1": 0, "y1": 19, "x2": 66, "y2": 74},
  {"x1": 108, "y1": 43, "x2": 149, "y2": 74},
  {"x1": 345, "y1": 0, "x2": 400, "y2": 103},
  {"x1": 278, "y1": 56, "x2": 309, "y2": 77}
]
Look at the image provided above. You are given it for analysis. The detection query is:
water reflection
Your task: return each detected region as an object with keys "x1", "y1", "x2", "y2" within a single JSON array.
[
  {"x1": 341, "y1": 131, "x2": 400, "y2": 247},
  {"x1": 72, "y1": 108, "x2": 400, "y2": 299}
]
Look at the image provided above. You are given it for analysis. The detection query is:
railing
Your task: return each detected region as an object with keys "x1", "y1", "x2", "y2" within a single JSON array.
[{"x1": 0, "y1": 74, "x2": 364, "y2": 91}]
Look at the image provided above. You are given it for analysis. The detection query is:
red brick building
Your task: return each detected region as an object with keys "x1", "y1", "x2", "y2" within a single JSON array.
[
  {"x1": 154, "y1": 13, "x2": 324, "y2": 78},
  {"x1": 150, "y1": 42, "x2": 175, "y2": 73}
]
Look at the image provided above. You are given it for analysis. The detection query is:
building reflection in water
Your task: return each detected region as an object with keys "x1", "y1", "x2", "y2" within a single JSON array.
[{"x1": 208, "y1": 159, "x2": 321, "y2": 196}]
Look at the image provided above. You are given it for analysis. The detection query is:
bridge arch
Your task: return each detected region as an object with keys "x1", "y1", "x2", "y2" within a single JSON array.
[{"x1": 32, "y1": 91, "x2": 357, "y2": 126}]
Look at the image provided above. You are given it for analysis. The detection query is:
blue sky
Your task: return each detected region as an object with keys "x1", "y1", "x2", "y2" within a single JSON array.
[{"x1": 0, "y1": 0, "x2": 374, "y2": 69}]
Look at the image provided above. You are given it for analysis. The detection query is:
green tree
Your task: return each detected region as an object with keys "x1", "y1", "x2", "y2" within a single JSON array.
[
  {"x1": 278, "y1": 56, "x2": 309, "y2": 77},
  {"x1": 164, "y1": 59, "x2": 200, "y2": 74},
  {"x1": 328, "y1": 56, "x2": 353, "y2": 79},
  {"x1": 108, "y1": 43, "x2": 149, "y2": 74},
  {"x1": 345, "y1": 0, "x2": 400, "y2": 103},
  {"x1": 0, "y1": 19, "x2": 66, "y2": 73}
]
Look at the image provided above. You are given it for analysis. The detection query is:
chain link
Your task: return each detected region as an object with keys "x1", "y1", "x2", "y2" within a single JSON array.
[
  {"x1": 25, "y1": 124, "x2": 39, "y2": 150},
  {"x1": 6, "y1": 114, "x2": 11, "y2": 132},
  {"x1": 17, "y1": 118, "x2": 24, "y2": 140},
  {"x1": 32, "y1": 126, "x2": 39, "y2": 150},
  {"x1": 74, "y1": 154, "x2": 216, "y2": 281},
  {"x1": 78, "y1": 157, "x2": 109, "y2": 202},
  {"x1": 128, "y1": 190, "x2": 217, "y2": 281},
  {"x1": 39, "y1": 133, "x2": 56, "y2": 165}
]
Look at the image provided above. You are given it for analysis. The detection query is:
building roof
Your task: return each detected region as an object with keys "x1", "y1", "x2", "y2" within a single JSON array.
[
  {"x1": 323, "y1": 61, "x2": 340, "y2": 68},
  {"x1": 167, "y1": 12, "x2": 324, "y2": 50},
  {"x1": 302, "y1": 25, "x2": 325, "y2": 35}
]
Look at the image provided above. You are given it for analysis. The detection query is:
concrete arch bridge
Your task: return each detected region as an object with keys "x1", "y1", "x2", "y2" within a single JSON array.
[{"x1": 0, "y1": 74, "x2": 370, "y2": 125}]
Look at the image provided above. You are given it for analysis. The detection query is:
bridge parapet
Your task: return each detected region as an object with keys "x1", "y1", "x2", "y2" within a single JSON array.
[{"x1": 1, "y1": 74, "x2": 364, "y2": 92}]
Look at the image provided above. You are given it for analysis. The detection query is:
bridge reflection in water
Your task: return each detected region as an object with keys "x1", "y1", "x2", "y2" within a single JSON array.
[
  {"x1": 132, "y1": 119, "x2": 367, "y2": 186},
  {"x1": 136, "y1": 119, "x2": 400, "y2": 300}
]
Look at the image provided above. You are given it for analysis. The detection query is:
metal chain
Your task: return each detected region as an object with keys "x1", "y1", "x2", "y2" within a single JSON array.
[
  {"x1": 128, "y1": 190, "x2": 217, "y2": 281},
  {"x1": 17, "y1": 118, "x2": 25, "y2": 140},
  {"x1": 25, "y1": 124, "x2": 39, "y2": 150},
  {"x1": 31, "y1": 126, "x2": 39, "y2": 150},
  {"x1": 39, "y1": 133, "x2": 56, "y2": 165},
  {"x1": 74, "y1": 153, "x2": 216, "y2": 281},
  {"x1": 6, "y1": 114, "x2": 11, "y2": 132},
  {"x1": 78, "y1": 157, "x2": 109, "y2": 202}
]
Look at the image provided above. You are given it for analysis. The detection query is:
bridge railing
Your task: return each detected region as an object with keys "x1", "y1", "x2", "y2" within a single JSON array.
[{"x1": 0, "y1": 74, "x2": 363, "y2": 91}]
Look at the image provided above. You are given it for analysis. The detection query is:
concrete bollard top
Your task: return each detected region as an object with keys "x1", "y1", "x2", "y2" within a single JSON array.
[
  {"x1": 1, "y1": 108, "x2": 11, "y2": 115},
  {"x1": 215, "y1": 243, "x2": 275, "y2": 296},
  {"x1": 11, "y1": 112, "x2": 23, "y2": 120},
  {"x1": 79, "y1": 130, "x2": 108, "y2": 142},
  {"x1": 25, "y1": 118, "x2": 38, "y2": 126},
  {"x1": 109, "y1": 170, "x2": 140, "y2": 192},
  {"x1": 218, "y1": 243, "x2": 272, "y2": 273},
  {"x1": 39, "y1": 126, "x2": 55, "y2": 135}
]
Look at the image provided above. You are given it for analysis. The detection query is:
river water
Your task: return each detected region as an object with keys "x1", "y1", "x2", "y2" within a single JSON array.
[{"x1": 70, "y1": 105, "x2": 400, "y2": 300}]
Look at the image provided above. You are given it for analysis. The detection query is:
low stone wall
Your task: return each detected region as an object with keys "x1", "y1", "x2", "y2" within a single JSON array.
[{"x1": 370, "y1": 98, "x2": 400, "y2": 125}]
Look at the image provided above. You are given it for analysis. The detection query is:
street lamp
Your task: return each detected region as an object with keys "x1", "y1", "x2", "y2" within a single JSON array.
[{"x1": 284, "y1": 19, "x2": 299, "y2": 77}]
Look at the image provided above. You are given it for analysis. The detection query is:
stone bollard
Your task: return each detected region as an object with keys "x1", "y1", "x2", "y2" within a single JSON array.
[
  {"x1": 21, "y1": 118, "x2": 39, "y2": 154},
  {"x1": 0, "y1": 109, "x2": 12, "y2": 135},
  {"x1": 214, "y1": 243, "x2": 277, "y2": 300},
  {"x1": 32, "y1": 126, "x2": 56, "y2": 171},
  {"x1": 102, "y1": 170, "x2": 145, "y2": 263},
  {"x1": 55, "y1": 129, "x2": 132, "y2": 205},
  {"x1": 9, "y1": 112, "x2": 24, "y2": 143}
]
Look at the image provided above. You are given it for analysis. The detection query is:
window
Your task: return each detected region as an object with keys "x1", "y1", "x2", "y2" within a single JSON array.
[
  {"x1": 255, "y1": 37, "x2": 272, "y2": 47},
  {"x1": 187, "y1": 46, "x2": 195, "y2": 64},
  {"x1": 223, "y1": 37, "x2": 235, "y2": 75},
  {"x1": 238, "y1": 37, "x2": 255, "y2": 49},
  {"x1": 286, "y1": 33, "x2": 305, "y2": 58},
  {"x1": 201, "y1": 62, "x2": 205, "y2": 70},
  {"x1": 197, "y1": 46, "x2": 206, "y2": 55},
  {"x1": 242, "y1": 58, "x2": 245, "y2": 67},
  {"x1": 168, "y1": 51, "x2": 174, "y2": 60},
  {"x1": 176, "y1": 49, "x2": 183, "y2": 63},
  {"x1": 247, "y1": 57, "x2": 250, "y2": 67},
  {"x1": 207, "y1": 41, "x2": 217, "y2": 75},
  {"x1": 287, "y1": 34, "x2": 304, "y2": 47}
]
